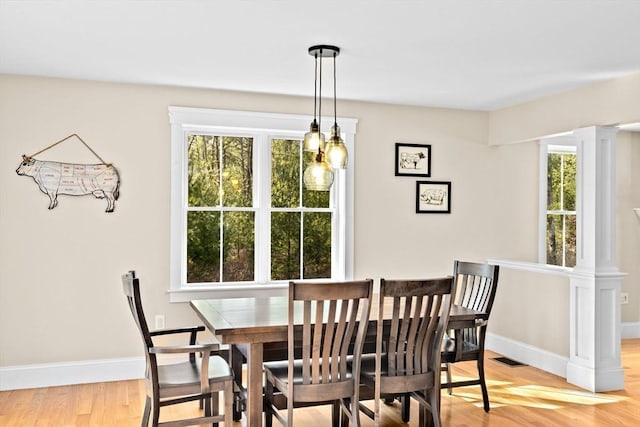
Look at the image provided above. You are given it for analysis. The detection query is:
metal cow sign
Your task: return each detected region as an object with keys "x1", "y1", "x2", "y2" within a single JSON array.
[{"x1": 16, "y1": 155, "x2": 120, "y2": 212}]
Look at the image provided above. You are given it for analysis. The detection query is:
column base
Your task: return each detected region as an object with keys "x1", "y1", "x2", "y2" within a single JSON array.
[{"x1": 566, "y1": 360, "x2": 624, "y2": 392}]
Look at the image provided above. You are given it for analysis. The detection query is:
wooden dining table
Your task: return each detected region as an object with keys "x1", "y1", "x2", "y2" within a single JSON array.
[{"x1": 191, "y1": 294, "x2": 486, "y2": 427}]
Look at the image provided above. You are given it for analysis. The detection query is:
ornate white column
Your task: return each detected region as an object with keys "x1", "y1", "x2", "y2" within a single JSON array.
[{"x1": 567, "y1": 126, "x2": 625, "y2": 391}]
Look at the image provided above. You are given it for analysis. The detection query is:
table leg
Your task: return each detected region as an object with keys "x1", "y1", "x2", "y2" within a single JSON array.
[{"x1": 245, "y1": 342, "x2": 264, "y2": 427}]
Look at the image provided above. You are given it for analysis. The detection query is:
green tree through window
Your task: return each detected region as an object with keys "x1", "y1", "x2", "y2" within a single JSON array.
[
  {"x1": 186, "y1": 135, "x2": 332, "y2": 284},
  {"x1": 187, "y1": 135, "x2": 255, "y2": 283},
  {"x1": 170, "y1": 107, "x2": 354, "y2": 299},
  {"x1": 546, "y1": 148, "x2": 576, "y2": 267}
]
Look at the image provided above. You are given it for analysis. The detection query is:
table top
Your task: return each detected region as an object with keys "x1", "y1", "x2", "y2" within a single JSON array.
[{"x1": 191, "y1": 295, "x2": 485, "y2": 345}]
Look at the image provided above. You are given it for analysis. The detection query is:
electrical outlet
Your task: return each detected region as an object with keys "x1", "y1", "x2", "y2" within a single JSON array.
[
  {"x1": 155, "y1": 314, "x2": 165, "y2": 329},
  {"x1": 621, "y1": 292, "x2": 629, "y2": 305}
]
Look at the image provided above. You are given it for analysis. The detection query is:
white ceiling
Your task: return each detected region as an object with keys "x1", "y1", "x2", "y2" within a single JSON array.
[{"x1": 1, "y1": 0, "x2": 640, "y2": 111}]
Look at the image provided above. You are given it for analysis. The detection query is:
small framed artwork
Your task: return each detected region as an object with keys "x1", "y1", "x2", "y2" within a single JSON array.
[
  {"x1": 395, "y1": 143, "x2": 431, "y2": 177},
  {"x1": 416, "y1": 181, "x2": 451, "y2": 214}
]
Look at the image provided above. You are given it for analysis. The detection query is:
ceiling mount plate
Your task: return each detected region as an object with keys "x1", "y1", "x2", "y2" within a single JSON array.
[{"x1": 308, "y1": 45, "x2": 340, "y2": 57}]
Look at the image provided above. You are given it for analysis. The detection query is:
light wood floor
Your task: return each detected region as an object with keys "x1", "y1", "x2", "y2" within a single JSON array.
[{"x1": 1, "y1": 340, "x2": 638, "y2": 426}]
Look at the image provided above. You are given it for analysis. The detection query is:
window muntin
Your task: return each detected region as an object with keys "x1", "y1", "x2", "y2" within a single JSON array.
[
  {"x1": 169, "y1": 107, "x2": 356, "y2": 301},
  {"x1": 544, "y1": 144, "x2": 576, "y2": 267}
]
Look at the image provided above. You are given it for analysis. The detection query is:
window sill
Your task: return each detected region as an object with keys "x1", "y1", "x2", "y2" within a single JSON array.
[
  {"x1": 487, "y1": 258, "x2": 573, "y2": 277},
  {"x1": 169, "y1": 283, "x2": 288, "y2": 303}
]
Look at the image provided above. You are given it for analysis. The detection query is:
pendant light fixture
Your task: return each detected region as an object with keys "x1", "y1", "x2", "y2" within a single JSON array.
[
  {"x1": 303, "y1": 51, "x2": 325, "y2": 152},
  {"x1": 324, "y1": 48, "x2": 348, "y2": 169},
  {"x1": 303, "y1": 45, "x2": 339, "y2": 191}
]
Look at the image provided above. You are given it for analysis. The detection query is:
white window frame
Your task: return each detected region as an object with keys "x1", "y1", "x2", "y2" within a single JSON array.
[
  {"x1": 538, "y1": 136, "x2": 577, "y2": 268},
  {"x1": 168, "y1": 107, "x2": 357, "y2": 302}
]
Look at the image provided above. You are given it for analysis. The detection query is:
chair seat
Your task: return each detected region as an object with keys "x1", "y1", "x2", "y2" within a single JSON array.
[
  {"x1": 359, "y1": 353, "x2": 435, "y2": 396},
  {"x1": 441, "y1": 337, "x2": 480, "y2": 363},
  {"x1": 264, "y1": 359, "x2": 353, "y2": 385},
  {"x1": 358, "y1": 353, "x2": 387, "y2": 377},
  {"x1": 157, "y1": 354, "x2": 233, "y2": 398}
]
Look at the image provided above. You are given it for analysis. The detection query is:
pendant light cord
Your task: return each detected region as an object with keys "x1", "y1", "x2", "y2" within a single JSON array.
[
  {"x1": 313, "y1": 52, "x2": 318, "y2": 123},
  {"x1": 317, "y1": 47, "x2": 323, "y2": 156},
  {"x1": 333, "y1": 51, "x2": 338, "y2": 127}
]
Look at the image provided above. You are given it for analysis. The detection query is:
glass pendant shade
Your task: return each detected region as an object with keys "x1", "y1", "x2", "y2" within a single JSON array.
[
  {"x1": 324, "y1": 124, "x2": 348, "y2": 169},
  {"x1": 303, "y1": 120, "x2": 325, "y2": 152},
  {"x1": 303, "y1": 152, "x2": 334, "y2": 191}
]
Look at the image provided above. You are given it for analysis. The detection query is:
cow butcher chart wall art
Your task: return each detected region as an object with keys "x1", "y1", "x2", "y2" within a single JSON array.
[{"x1": 16, "y1": 155, "x2": 120, "y2": 212}]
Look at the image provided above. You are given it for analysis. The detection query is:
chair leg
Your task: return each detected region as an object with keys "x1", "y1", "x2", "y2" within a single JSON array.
[
  {"x1": 141, "y1": 396, "x2": 151, "y2": 427},
  {"x1": 346, "y1": 398, "x2": 359, "y2": 427},
  {"x1": 332, "y1": 400, "x2": 340, "y2": 427},
  {"x1": 478, "y1": 356, "x2": 490, "y2": 412},
  {"x1": 204, "y1": 392, "x2": 212, "y2": 419},
  {"x1": 151, "y1": 398, "x2": 160, "y2": 427},
  {"x1": 231, "y1": 345, "x2": 244, "y2": 422},
  {"x1": 401, "y1": 394, "x2": 410, "y2": 422},
  {"x1": 265, "y1": 378, "x2": 274, "y2": 427},
  {"x1": 445, "y1": 363, "x2": 452, "y2": 395},
  {"x1": 428, "y1": 388, "x2": 441, "y2": 427},
  {"x1": 224, "y1": 380, "x2": 234, "y2": 427},
  {"x1": 212, "y1": 391, "x2": 219, "y2": 427}
]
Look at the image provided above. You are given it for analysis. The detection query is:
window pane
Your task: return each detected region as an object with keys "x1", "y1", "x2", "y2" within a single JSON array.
[
  {"x1": 188, "y1": 135, "x2": 220, "y2": 207},
  {"x1": 546, "y1": 214, "x2": 562, "y2": 266},
  {"x1": 271, "y1": 212, "x2": 301, "y2": 280},
  {"x1": 562, "y1": 154, "x2": 576, "y2": 211},
  {"x1": 547, "y1": 153, "x2": 561, "y2": 211},
  {"x1": 565, "y1": 214, "x2": 576, "y2": 267},
  {"x1": 546, "y1": 214, "x2": 576, "y2": 268},
  {"x1": 187, "y1": 211, "x2": 220, "y2": 283},
  {"x1": 302, "y1": 150, "x2": 330, "y2": 208},
  {"x1": 222, "y1": 211, "x2": 255, "y2": 281},
  {"x1": 272, "y1": 139, "x2": 300, "y2": 208},
  {"x1": 303, "y1": 212, "x2": 332, "y2": 279},
  {"x1": 222, "y1": 137, "x2": 253, "y2": 207}
]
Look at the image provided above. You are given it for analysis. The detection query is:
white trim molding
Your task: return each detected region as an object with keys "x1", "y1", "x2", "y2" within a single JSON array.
[
  {"x1": 486, "y1": 332, "x2": 568, "y2": 378},
  {"x1": 168, "y1": 106, "x2": 358, "y2": 302},
  {"x1": 2, "y1": 325, "x2": 638, "y2": 391},
  {"x1": 0, "y1": 357, "x2": 144, "y2": 391},
  {"x1": 621, "y1": 321, "x2": 640, "y2": 339}
]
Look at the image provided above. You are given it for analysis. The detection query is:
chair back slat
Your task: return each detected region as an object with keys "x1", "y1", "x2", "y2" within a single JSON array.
[
  {"x1": 454, "y1": 261, "x2": 499, "y2": 315},
  {"x1": 290, "y1": 280, "x2": 373, "y2": 387},
  {"x1": 380, "y1": 277, "x2": 455, "y2": 377},
  {"x1": 321, "y1": 300, "x2": 337, "y2": 383}
]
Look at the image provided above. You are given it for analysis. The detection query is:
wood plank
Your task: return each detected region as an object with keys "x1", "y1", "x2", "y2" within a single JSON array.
[{"x1": 0, "y1": 340, "x2": 637, "y2": 426}]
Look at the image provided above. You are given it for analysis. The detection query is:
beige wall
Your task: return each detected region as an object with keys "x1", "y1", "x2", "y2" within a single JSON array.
[
  {"x1": 489, "y1": 70, "x2": 640, "y2": 145},
  {"x1": 491, "y1": 269, "x2": 570, "y2": 355},
  {"x1": 617, "y1": 132, "x2": 640, "y2": 322},
  {"x1": 488, "y1": 71, "x2": 640, "y2": 330},
  {"x1": 1, "y1": 72, "x2": 638, "y2": 371},
  {"x1": 0, "y1": 74, "x2": 499, "y2": 366}
]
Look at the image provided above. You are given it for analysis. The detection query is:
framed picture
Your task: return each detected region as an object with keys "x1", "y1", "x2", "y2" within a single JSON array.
[
  {"x1": 395, "y1": 143, "x2": 431, "y2": 177},
  {"x1": 416, "y1": 181, "x2": 451, "y2": 214}
]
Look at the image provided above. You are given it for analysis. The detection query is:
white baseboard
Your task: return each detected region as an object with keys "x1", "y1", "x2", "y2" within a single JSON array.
[
  {"x1": 486, "y1": 323, "x2": 639, "y2": 380},
  {"x1": 2, "y1": 325, "x2": 639, "y2": 391},
  {"x1": 0, "y1": 357, "x2": 145, "y2": 391},
  {"x1": 485, "y1": 332, "x2": 569, "y2": 378},
  {"x1": 622, "y1": 321, "x2": 640, "y2": 339}
]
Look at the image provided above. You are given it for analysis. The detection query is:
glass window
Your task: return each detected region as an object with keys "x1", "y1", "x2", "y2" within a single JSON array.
[
  {"x1": 169, "y1": 107, "x2": 356, "y2": 301},
  {"x1": 542, "y1": 144, "x2": 576, "y2": 267}
]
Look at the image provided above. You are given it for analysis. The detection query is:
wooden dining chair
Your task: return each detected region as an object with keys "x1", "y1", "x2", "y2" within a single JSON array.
[
  {"x1": 358, "y1": 277, "x2": 455, "y2": 427},
  {"x1": 263, "y1": 279, "x2": 374, "y2": 427},
  {"x1": 122, "y1": 271, "x2": 234, "y2": 427},
  {"x1": 441, "y1": 260, "x2": 500, "y2": 412}
]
